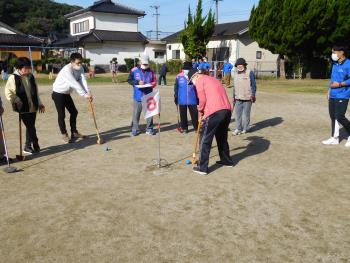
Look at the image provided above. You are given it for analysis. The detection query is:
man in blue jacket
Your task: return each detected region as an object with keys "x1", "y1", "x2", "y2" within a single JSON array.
[
  {"x1": 128, "y1": 55, "x2": 157, "y2": 136},
  {"x1": 323, "y1": 44, "x2": 350, "y2": 147},
  {"x1": 223, "y1": 60, "x2": 233, "y2": 87},
  {"x1": 174, "y1": 61, "x2": 199, "y2": 133},
  {"x1": 199, "y1": 57, "x2": 211, "y2": 75}
]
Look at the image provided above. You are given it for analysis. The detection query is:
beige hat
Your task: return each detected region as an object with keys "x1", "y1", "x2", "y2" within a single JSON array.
[{"x1": 140, "y1": 54, "x2": 150, "y2": 65}]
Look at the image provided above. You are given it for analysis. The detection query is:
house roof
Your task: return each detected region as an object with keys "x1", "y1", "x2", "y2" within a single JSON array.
[
  {"x1": 65, "y1": 0, "x2": 145, "y2": 19},
  {"x1": 162, "y1": 20, "x2": 249, "y2": 43},
  {"x1": 53, "y1": 30, "x2": 148, "y2": 46},
  {"x1": 0, "y1": 21, "x2": 44, "y2": 46},
  {"x1": 0, "y1": 21, "x2": 24, "y2": 35}
]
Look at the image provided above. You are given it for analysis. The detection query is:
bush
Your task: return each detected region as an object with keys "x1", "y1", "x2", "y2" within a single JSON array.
[
  {"x1": 124, "y1": 58, "x2": 139, "y2": 72},
  {"x1": 118, "y1": 64, "x2": 127, "y2": 73},
  {"x1": 166, "y1": 59, "x2": 183, "y2": 74}
]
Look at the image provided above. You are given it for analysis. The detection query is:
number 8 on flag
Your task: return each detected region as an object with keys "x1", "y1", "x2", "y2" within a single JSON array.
[{"x1": 142, "y1": 89, "x2": 160, "y2": 119}]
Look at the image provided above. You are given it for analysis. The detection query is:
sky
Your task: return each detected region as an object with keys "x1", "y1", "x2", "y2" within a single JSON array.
[{"x1": 55, "y1": 0, "x2": 259, "y2": 37}]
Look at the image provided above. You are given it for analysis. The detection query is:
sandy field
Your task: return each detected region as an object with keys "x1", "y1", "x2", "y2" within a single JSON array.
[{"x1": 0, "y1": 83, "x2": 349, "y2": 263}]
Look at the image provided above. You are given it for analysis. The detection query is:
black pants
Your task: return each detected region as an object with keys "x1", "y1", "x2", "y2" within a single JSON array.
[
  {"x1": 329, "y1": 98, "x2": 350, "y2": 136},
  {"x1": 20, "y1": 112, "x2": 38, "y2": 148},
  {"x1": 158, "y1": 75, "x2": 167, "y2": 85},
  {"x1": 179, "y1": 105, "x2": 198, "y2": 131},
  {"x1": 52, "y1": 92, "x2": 78, "y2": 134},
  {"x1": 198, "y1": 109, "x2": 232, "y2": 172}
]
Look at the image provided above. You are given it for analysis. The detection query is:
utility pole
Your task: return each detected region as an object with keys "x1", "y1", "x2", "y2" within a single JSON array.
[
  {"x1": 214, "y1": 0, "x2": 222, "y2": 24},
  {"x1": 150, "y1": 5, "x2": 160, "y2": 40}
]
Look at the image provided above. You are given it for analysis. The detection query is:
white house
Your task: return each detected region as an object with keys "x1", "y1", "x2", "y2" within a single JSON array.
[
  {"x1": 55, "y1": 0, "x2": 166, "y2": 72},
  {"x1": 162, "y1": 21, "x2": 280, "y2": 76}
]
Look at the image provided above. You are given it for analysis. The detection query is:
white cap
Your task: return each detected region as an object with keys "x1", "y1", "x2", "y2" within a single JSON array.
[{"x1": 140, "y1": 54, "x2": 150, "y2": 65}]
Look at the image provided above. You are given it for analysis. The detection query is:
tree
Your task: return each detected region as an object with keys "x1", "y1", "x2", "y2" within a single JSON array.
[
  {"x1": 0, "y1": 0, "x2": 80, "y2": 36},
  {"x1": 180, "y1": 0, "x2": 215, "y2": 59},
  {"x1": 249, "y1": 0, "x2": 350, "y2": 77}
]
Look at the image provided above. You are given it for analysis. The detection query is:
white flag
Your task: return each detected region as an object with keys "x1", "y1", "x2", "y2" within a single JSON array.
[{"x1": 142, "y1": 89, "x2": 160, "y2": 119}]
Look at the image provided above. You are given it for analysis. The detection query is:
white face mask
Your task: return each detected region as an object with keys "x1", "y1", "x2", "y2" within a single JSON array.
[
  {"x1": 141, "y1": 64, "x2": 149, "y2": 70},
  {"x1": 237, "y1": 67, "x2": 245, "y2": 72},
  {"x1": 72, "y1": 64, "x2": 82, "y2": 71},
  {"x1": 332, "y1": 53, "x2": 339, "y2": 62},
  {"x1": 184, "y1": 70, "x2": 189, "y2": 77}
]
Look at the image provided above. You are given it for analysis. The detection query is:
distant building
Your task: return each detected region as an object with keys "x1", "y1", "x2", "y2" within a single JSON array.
[
  {"x1": 55, "y1": 0, "x2": 166, "y2": 72},
  {"x1": 162, "y1": 21, "x2": 279, "y2": 77},
  {"x1": 0, "y1": 21, "x2": 43, "y2": 71}
]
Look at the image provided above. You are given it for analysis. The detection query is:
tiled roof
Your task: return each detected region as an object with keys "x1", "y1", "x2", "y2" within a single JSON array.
[{"x1": 65, "y1": 0, "x2": 145, "y2": 19}]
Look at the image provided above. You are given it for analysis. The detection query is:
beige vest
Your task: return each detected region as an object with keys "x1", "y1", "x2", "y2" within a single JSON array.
[{"x1": 233, "y1": 71, "x2": 252, "y2": 100}]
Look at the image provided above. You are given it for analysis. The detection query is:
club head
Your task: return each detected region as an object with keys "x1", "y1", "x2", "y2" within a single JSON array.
[
  {"x1": 16, "y1": 155, "x2": 25, "y2": 161},
  {"x1": 3, "y1": 166, "x2": 19, "y2": 173},
  {"x1": 191, "y1": 158, "x2": 198, "y2": 165}
]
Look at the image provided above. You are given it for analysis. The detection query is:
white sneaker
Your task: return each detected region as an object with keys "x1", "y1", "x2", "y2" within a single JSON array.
[
  {"x1": 345, "y1": 137, "x2": 350, "y2": 148},
  {"x1": 241, "y1": 130, "x2": 247, "y2": 134},
  {"x1": 232, "y1": 129, "x2": 241, "y2": 136},
  {"x1": 322, "y1": 137, "x2": 339, "y2": 145}
]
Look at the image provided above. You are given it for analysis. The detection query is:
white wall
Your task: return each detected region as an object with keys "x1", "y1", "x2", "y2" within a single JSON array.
[
  {"x1": 206, "y1": 39, "x2": 238, "y2": 63},
  {"x1": 84, "y1": 41, "x2": 144, "y2": 65},
  {"x1": 0, "y1": 26, "x2": 16, "y2": 34},
  {"x1": 70, "y1": 14, "x2": 95, "y2": 36},
  {"x1": 237, "y1": 34, "x2": 279, "y2": 72},
  {"x1": 166, "y1": 43, "x2": 186, "y2": 60},
  {"x1": 94, "y1": 13, "x2": 138, "y2": 32},
  {"x1": 145, "y1": 43, "x2": 166, "y2": 63}
]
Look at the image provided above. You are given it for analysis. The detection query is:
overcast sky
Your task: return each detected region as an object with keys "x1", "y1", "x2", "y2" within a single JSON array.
[{"x1": 55, "y1": 0, "x2": 259, "y2": 36}]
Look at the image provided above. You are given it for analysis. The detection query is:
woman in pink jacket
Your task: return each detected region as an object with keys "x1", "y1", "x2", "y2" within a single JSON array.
[{"x1": 189, "y1": 70, "x2": 233, "y2": 175}]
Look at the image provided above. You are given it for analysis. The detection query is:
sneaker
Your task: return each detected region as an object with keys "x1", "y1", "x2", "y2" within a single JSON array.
[
  {"x1": 146, "y1": 129, "x2": 156, "y2": 136},
  {"x1": 345, "y1": 137, "x2": 350, "y2": 148},
  {"x1": 322, "y1": 137, "x2": 339, "y2": 145},
  {"x1": 0, "y1": 156, "x2": 14, "y2": 164},
  {"x1": 131, "y1": 130, "x2": 141, "y2": 137},
  {"x1": 232, "y1": 129, "x2": 241, "y2": 136},
  {"x1": 33, "y1": 143, "x2": 41, "y2": 153},
  {"x1": 62, "y1": 133, "x2": 72, "y2": 144},
  {"x1": 216, "y1": 161, "x2": 234, "y2": 167},
  {"x1": 71, "y1": 131, "x2": 87, "y2": 139},
  {"x1": 193, "y1": 167, "x2": 208, "y2": 175},
  {"x1": 23, "y1": 146, "x2": 34, "y2": 155}
]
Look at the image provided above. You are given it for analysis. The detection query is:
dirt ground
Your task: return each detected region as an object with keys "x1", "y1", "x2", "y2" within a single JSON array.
[{"x1": 0, "y1": 83, "x2": 349, "y2": 263}]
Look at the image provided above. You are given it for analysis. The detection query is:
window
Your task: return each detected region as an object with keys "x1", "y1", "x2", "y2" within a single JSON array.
[
  {"x1": 172, "y1": 50, "x2": 180, "y2": 59},
  {"x1": 206, "y1": 47, "x2": 229, "y2": 61},
  {"x1": 155, "y1": 51, "x2": 165, "y2": 59},
  {"x1": 168, "y1": 45, "x2": 172, "y2": 50},
  {"x1": 73, "y1": 20, "x2": 89, "y2": 34},
  {"x1": 256, "y1": 51, "x2": 262, "y2": 59}
]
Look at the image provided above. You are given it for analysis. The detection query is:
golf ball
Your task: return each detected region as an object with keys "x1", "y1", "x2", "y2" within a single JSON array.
[{"x1": 185, "y1": 160, "x2": 191, "y2": 165}]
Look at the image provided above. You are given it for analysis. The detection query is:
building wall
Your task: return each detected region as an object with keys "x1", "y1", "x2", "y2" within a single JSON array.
[
  {"x1": 84, "y1": 41, "x2": 144, "y2": 66},
  {"x1": 0, "y1": 49, "x2": 41, "y2": 60},
  {"x1": 94, "y1": 13, "x2": 138, "y2": 32},
  {"x1": 69, "y1": 14, "x2": 95, "y2": 36},
  {"x1": 166, "y1": 43, "x2": 186, "y2": 60},
  {"x1": 237, "y1": 33, "x2": 279, "y2": 73},
  {"x1": 145, "y1": 43, "x2": 166, "y2": 64}
]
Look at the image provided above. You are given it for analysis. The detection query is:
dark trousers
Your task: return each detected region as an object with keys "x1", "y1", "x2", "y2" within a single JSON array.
[
  {"x1": 329, "y1": 98, "x2": 350, "y2": 136},
  {"x1": 52, "y1": 92, "x2": 78, "y2": 134},
  {"x1": 198, "y1": 109, "x2": 232, "y2": 172},
  {"x1": 20, "y1": 112, "x2": 38, "y2": 148},
  {"x1": 158, "y1": 75, "x2": 167, "y2": 85},
  {"x1": 179, "y1": 105, "x2": 198, "y2": 131}
]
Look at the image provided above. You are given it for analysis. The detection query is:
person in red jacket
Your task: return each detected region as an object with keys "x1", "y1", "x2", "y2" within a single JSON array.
[{"x1": 188, "y1": 70, "x2": 233, "y2": 175}]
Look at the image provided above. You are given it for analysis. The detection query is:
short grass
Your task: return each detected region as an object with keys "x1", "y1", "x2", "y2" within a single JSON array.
[{"x1": 1, "y1": 74, "x2": 330, "y2": 95}]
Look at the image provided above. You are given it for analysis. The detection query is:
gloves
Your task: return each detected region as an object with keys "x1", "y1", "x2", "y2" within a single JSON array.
[{"x1": 251, "y1": 95, "x2": 256, "y2": 103}]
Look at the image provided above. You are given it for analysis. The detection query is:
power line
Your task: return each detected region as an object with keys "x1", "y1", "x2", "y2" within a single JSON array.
[{"x1": 150, "y1": 5, "x2": 160, "y2": 40}]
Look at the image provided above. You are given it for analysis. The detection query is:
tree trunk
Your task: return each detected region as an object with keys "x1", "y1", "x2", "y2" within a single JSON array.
[{"x1": 278, "y1": 55, "x2": 286, "y2": 79}]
